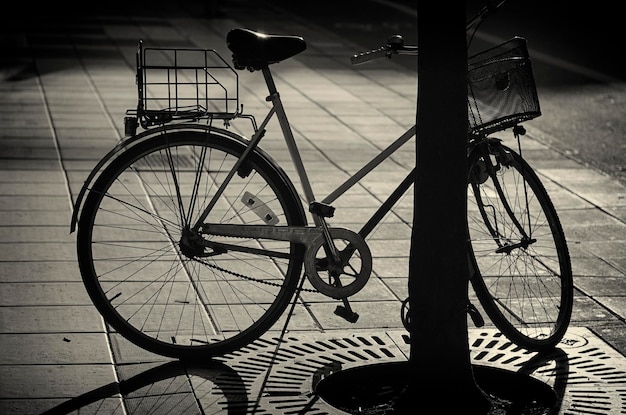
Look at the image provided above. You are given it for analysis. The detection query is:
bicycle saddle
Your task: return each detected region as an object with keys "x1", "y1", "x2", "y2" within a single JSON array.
[{"x1": 227, "y1": 28, "x2": 306, "y2": 71}]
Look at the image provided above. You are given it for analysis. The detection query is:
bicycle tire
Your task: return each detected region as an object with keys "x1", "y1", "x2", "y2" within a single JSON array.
[
  {"x1": 77, "y1": 128, "x2": 306, "y2": 358},
  {"x1": 467, "y1": 142, "x2": 573, "y2": 351}
]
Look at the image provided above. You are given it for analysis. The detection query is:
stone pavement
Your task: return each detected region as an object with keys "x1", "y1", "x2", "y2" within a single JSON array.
[{"x1": 1, "y1": 1, "x2": 625, "y2": 414}]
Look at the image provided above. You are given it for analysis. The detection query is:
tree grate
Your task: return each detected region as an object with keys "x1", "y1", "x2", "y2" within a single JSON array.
[
  {"x1": 185, "y1": 327, "x2": 626, "y2": 414},
  {"x1": 94, "y1": 327, "x2": 626, "y2": 414}
]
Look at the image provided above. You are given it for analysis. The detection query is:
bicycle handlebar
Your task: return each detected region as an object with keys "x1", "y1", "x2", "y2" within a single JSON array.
[
  {"x1": 350, "y1": 47, "x2": 390, "y2": 65},
  {"x1": 350, "y1": 0, "x2": 506, "y2": 65},
  {"x1": 350, "y1": 35, "x2": 417, "y2": 65}
]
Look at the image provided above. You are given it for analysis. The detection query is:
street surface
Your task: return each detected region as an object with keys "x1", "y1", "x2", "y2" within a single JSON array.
[{"x1": 241, "y1": 0, "x2": 626, "y2": 186}]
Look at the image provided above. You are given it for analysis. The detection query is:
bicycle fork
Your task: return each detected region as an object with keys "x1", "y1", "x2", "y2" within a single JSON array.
[{"x1": 469, "y1": 135, "x2": 537, "y2": 252}]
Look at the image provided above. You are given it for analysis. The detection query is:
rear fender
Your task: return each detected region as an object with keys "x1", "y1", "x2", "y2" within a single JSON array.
[{"x1": 70, "y1": 124, "x2": 252, "y2": 232}]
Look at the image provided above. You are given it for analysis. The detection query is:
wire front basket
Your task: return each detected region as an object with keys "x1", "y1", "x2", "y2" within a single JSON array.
[
  {"x1": 468, "y1": 37, "x2": 540, "y2": 135},
  {"x1": 134, "y1": 41, "x2": 239, "y2": 129}
]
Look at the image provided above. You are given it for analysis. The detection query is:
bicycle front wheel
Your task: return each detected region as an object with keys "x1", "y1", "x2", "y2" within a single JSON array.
[
  {"x1": 467, "y1": 142, "x2": 573, "y2": 351},
  {"x1": 77, "y1": 128, "x2": 306, "y2": 358}
]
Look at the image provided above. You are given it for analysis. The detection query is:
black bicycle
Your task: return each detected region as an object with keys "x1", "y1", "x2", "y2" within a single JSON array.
[{"x1": 71, "y1": 1, "x2": 573, "y2": 358}]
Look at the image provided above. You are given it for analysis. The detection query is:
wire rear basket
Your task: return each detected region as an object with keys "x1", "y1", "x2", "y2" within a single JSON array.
[
  {"x1": 468, "y1": 37, "x2": 540, "y2": 135},
  {"x1": 134, "y1": 41, "x2": 239, "y2": 128}
]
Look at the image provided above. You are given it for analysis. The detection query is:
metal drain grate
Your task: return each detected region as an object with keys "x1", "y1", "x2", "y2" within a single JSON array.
[{"x1": 202, "y1": 327, "x2": 626, "y2": 414}]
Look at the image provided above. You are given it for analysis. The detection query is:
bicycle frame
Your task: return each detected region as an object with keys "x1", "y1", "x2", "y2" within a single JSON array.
[
  {"x1": 191, "y1": 64, "x2": 533, "y2": 261},
  {"x1": 189, "y1": 64, "x2": 536, "y2": 272},
  {"x1": 194, "y1": 66, "x2": 417, "y2": 245},
  {"x1": 183, "y1": 62, "x2": 537, "y2": 316}
]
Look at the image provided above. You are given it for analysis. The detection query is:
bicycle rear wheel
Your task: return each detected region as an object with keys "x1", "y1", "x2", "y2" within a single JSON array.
[
  {"x1": 467, "y1": 141, "x2": 573, "y2": 351},
  {"x1": 77, "y1": 128, "x2": 306, "y2": 358}
]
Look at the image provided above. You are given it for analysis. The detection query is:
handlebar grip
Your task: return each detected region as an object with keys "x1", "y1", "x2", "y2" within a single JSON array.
[{"x1": 350, "y1": 47, "x2": 389, "y2": 65}]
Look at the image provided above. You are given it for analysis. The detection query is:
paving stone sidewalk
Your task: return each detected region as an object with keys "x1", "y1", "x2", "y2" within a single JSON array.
[{"x1": 1, "y1": 1, "x2": 625, "y2": 414}]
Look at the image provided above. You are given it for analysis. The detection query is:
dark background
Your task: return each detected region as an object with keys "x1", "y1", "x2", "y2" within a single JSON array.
[{"x1": 5, "y1": 0, "x2": 625, "y2": 183}]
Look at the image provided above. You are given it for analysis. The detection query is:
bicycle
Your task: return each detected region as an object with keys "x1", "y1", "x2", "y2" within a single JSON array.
[{"x1": 70, "y1": 1, "x2": 573, "y2": 359}]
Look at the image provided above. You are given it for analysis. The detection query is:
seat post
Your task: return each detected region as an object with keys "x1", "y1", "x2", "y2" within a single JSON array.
[
  {"x1": 259, "y1": 66, "x2": 319, "y2": 214},
  {"x1": 261, "y1": 66, "x2": 278, "y2": 95}
]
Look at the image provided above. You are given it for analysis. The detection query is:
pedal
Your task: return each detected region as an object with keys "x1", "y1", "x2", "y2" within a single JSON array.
[
  {"x1": 467, "y1": 302, "x2": 485, "y2": 327},
  {"x1": 335, "y1": 303, "x2": 359, "y2": 323}
]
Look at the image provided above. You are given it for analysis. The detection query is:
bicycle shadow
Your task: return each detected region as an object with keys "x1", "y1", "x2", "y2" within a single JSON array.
[
  {"x1": 517, "y1": 347, "x2": 570, "y2": 414},
  {"x1": 474, "y1": 347, "x2": 570, "y2": 414},
  {"x1": 39, "y1": 339, "x2": 572, "y2": 415},
  {"x1": 40, "y1": 358, "x2": 251, "y2": 415}
]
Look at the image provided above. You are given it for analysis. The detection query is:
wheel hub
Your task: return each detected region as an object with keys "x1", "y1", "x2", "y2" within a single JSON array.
[{"x1": 179, "y1": 228, "x2": 207, "y2": 258}]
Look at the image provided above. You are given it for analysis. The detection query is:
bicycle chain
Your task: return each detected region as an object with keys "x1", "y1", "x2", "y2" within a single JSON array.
[
  {"x1": 191, "y1": 257, "x2": 320, "y2": 293},
  {"x1": 191, "y1": 227, "x2": 370, "y2": 298},
  {"x1": 189, "y1": 226, "x2": 321, "y2": 292}
]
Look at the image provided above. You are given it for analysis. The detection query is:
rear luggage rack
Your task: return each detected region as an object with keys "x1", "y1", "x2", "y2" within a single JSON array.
[{"x1": 126, "y1": 40, "x2": 240, "y2": 133}]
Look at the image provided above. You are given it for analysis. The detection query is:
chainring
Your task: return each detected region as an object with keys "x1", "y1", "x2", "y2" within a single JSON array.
[{"x1": 304, "y1": 228, "x2": 372, "y2": 299}]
